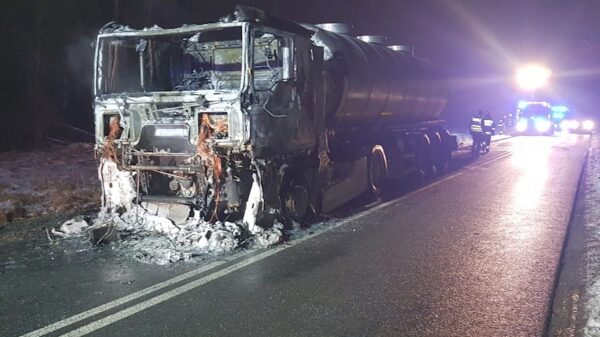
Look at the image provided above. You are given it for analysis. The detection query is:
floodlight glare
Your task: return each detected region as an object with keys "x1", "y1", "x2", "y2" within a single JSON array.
[
  {"x1": 534, "y1": 118, "x2": 552, "y2": 133},
  {"x1": 517, "y1": 100, "x2": 528, "y2": 110},
  {"x1": 516, "y1": 65, "x2": 551, "y2": 90},
  {"x1": 570, "y1": 120, "x2": 580, "y2": 129},
  {"x1": 583, "y1": 120, "x2": 595, "y2": 131},
  {"x1": 516, "y1": 119, "x2": 528, "y2": 132}
]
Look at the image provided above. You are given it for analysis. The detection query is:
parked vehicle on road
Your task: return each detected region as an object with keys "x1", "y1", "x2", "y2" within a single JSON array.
[
  {"x1": 93, "y1": 6, "x2": 458, "y2": 229},
  {"x1": 514, "y1": 101, "x2": 554, "y2": 135}
]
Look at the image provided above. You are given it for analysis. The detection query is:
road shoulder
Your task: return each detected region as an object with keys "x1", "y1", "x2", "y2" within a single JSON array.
[{"x1": 549, "y1": 135, "x2": 597, "y2": 337}]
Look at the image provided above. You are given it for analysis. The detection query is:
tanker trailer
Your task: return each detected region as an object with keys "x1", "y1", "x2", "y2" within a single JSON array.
[
  {"x1": 304, "y1": 23, "x2": 454, "y2": 212},
  {"x1": 93, "y1": 6, "x2": 456, "y2": 231}
]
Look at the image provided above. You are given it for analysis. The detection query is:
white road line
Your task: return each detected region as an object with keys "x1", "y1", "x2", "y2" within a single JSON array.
[
  {"x1": 60, "y1": 201, "x2": 410, "y2": 337},
  {"x1": 20, "y1": 252, "x2": 252, "y2": 337},
  {"x1": 412, "y1": 151, "x2": 510, "y2": 192},
  {"x1": 58, "y1": 244, "x2": 300, "y2": 337},
  {"x1": 467, "y1": 151, "x2": 512, "y2": 169},
  {"x1": 23, "y1": 149, "x2": 513, "y2": 337}
]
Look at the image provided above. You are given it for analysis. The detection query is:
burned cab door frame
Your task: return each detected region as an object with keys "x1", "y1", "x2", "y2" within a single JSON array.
[{"x1": 249, "y1": 26, "x2": 317, "y2": 157}]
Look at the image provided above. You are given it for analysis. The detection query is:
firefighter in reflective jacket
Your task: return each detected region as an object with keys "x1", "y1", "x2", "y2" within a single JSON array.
[
  {"x1": 482, "y1": 112, "x2": 495, "y2": 152},
  {"x1": 470, "y1": 111, "x2": 484, "y2": 150}
]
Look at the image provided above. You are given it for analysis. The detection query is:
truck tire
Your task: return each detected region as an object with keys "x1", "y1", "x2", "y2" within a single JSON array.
[
  {"x1": 280, "y1": 172, "x2": 311, "y2": 223},
  {"x1": 416, "y1": 134, "x2": 433, "y2": 181},
  {"x1": 431, "y1": 132, "x2": 450, "y2": 174},
  {"x1": 368, "y1": 145, "x2": 388, "y2": 196}
]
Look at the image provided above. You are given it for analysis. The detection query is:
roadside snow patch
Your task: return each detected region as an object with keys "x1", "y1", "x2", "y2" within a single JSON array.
[
  {"x1": 0, "y1": 143, "x2": 99, "y2": 222},
  {"x1": 0, "y1": 200, "x2": 15, "y2": 212},
  {"x1": 52, "y1": 217, "x2": 89, "y2": 237},
  {"x1": 448, "y1": 127, "x2": 511, "y2": 150},
  {"x1": 0, "y1": 200, "x2": 15, "y2": 223}
]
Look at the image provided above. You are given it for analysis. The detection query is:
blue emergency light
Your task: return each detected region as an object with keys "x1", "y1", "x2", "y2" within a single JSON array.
[{"x1": 551, "y1": 105, "x2": 569, "y2": 120}]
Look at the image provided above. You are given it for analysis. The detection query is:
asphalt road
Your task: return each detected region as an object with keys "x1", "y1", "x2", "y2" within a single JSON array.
[{"x1": 1, "y1": 135, "x2": 590, "y2": 337}]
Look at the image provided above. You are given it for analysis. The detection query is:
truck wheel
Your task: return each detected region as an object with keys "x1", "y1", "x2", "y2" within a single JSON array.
[
  {"x1": 281, "y1": 175, "x2": 310, "y2": 223},
  {"x1": 369, "y1": 145, "x2": 388, "y2": 196}
]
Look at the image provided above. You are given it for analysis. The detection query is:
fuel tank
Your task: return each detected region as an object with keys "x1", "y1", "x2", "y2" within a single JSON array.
[{"x1": 304, "y1": 24, "x2": 448, "y2": 130}]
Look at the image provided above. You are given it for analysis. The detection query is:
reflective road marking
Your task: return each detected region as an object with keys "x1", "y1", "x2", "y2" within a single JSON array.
[{"x1": 22, "y1": 146, "x2": 514, "y2": 337}]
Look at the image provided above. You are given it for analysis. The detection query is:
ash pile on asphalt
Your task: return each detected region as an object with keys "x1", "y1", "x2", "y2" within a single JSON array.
[
  {"x1": 54, "y1": 207, "x2": 284, "y2": 265},
  {"x1": 52, "y1": 158, "x2": 284, "y2": 264}
]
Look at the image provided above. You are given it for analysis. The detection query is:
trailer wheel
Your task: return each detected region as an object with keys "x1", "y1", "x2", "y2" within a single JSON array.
[
  {"x1": 416, "y1": 134, "x2": 433, "y2": 180},
  {"x1": 369, "y1": 145, "x2": 388, "y2": 195},
  {"x1": 431, "y1": 132, "x2": 450, "y2": 174}
]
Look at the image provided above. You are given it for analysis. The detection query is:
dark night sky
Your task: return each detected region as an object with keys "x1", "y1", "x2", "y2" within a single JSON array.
[{"x1": 1, "y1": 0, "x2": 600, "y2": 150}]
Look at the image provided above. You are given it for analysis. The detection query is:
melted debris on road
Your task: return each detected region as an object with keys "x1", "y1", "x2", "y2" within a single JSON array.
[{"x1": 53, "y1": 208, "x2": 286, "y2": 265}]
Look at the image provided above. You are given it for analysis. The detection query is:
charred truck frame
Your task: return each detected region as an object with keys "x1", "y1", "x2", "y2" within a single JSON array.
[{"x1": 93, "y1": 7, "x2": 456, "y2": 230}]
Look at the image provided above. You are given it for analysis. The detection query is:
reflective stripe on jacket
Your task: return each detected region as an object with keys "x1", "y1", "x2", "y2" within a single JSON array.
[
  {"x1": 482, "y1": 118, "x2": 494, "y2": 134},
  {"x1": 470, "y1": 117, "x2": 483, "y2": 132}
]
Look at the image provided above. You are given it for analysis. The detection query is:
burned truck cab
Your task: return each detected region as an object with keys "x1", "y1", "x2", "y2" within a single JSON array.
[{"x1": 93, "y1": 10, "x2": 325, "y2": 226}]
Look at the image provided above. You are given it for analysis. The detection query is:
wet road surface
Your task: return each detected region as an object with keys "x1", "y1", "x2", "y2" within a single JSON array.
[{"x1": 1, "y1": 135, "x2": 590, "y2": 337}]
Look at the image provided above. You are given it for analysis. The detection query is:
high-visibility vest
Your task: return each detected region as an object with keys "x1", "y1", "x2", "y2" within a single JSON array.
[
  {"x1": 470, "y1": 117, "x2": 483, "y2": 132},
  {"x1": 483, "y1": 118, "x2": 494, "y2": 134}
]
